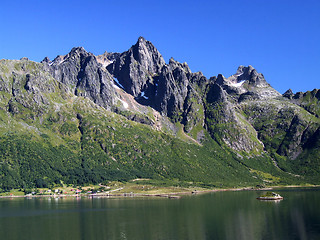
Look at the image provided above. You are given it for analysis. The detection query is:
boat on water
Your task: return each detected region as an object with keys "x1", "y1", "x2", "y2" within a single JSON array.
[{"x1": 257, "y1": 192, "x2": 283, "y2": 200}]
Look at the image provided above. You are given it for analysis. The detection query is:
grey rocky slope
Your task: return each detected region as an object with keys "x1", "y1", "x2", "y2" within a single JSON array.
[
  {"x1": 42, "y1": 47, "x2": 118, "y2": 111},
  {"x1": 42, "y1": 37, "x2": 317, "y2": 161},
  {"x1": 1, "y1": 36, "x2": 320, "y2": 168},
  {"x1": 104, "y1": 37, "x2": 320, "y2": 163}
]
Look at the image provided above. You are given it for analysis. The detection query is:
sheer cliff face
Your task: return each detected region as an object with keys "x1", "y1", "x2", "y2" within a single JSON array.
[
  {"x1": 209, "y1": 65, "x2": 319, "y2": 158},
  {"x1": 44, "y1": 47, "x2": 118, "y2": 111},
  {"x1": 106, "y1": 37, "x2": 206, "y2": 133},
  {"x1": 46, "y1": 38, "x2": 319, "y2": 158},
  {"x1": 107, "y1": 37, "x2": 165, "y2": 97},
  {"x1": 1, "y1": 37, "x2": 319, "y2": 160}
]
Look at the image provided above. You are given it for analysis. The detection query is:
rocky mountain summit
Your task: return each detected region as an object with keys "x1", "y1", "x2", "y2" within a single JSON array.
[
  {"x1": 42, "y1": 46, "x2": 118, "y2": 110},
  {"x1": 0, "y1": 37, "x2": 319, "y2": 190},
  {"x1": 106, "y1": 37, "x2": 319, "y2": 159}
]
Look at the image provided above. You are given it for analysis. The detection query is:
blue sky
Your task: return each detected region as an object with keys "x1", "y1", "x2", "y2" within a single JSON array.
[{"x1": 1, "y1": 0, "x2": 319, "y2": 93}]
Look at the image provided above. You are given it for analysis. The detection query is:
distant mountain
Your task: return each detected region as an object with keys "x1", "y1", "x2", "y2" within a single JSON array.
[{"x1": 0, "y1": 37, "x2": 319, "y2": 190}]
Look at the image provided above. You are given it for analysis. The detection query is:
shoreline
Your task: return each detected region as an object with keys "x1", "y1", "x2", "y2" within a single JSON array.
[{"x1": 1, "y1": 184, "x2": 319, "y2": 200}]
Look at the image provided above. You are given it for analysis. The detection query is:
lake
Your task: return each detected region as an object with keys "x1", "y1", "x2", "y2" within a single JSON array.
[{"x1": 0, "y1": 188, "x2": 319, "y2": 240}]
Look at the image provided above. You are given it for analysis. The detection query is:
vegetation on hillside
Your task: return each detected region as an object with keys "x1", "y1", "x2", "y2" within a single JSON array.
[{"x1": 0, "y1": 55, "x2": 319, "y2": 193}]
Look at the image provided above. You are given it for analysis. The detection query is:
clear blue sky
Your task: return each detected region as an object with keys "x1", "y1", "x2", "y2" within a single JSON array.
[{"x1": 1, "y1": 0, "x2": 319, "y2": 93}]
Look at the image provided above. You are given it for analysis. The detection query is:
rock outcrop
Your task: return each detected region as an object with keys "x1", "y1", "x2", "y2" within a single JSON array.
[
  {"x1": 0, "y1": 37, "x2": 320, "y2": 190},
  {"x1": 1, "y1": 37, "x2": 319, "y2": 160},
  {"x1": 215, "y1": 65, "x2": 281, "y2": 102},
  {"x1": 45, "y1": 47, "x2": 118, "y2": 110},
  {"x1": 107, "y1": 37, "x2": 165, "y2": 97},
  {"x1": 106, "y1": 38, "x2": 206, "y2": 134}
]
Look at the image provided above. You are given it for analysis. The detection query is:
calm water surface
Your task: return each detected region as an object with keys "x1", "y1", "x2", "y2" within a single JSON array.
[{"x1": 0, "y1": 188, "x2": 319, "y2": 240}]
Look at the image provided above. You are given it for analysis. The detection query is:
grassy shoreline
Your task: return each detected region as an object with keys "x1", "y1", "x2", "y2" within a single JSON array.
[{"x1": 1, "y1": 182, "x2": 319, "y2": 199}]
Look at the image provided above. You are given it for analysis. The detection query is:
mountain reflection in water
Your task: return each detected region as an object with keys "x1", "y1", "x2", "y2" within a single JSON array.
[{"x1": 0, "y1": 188, "x2": 319, "y2": 240}]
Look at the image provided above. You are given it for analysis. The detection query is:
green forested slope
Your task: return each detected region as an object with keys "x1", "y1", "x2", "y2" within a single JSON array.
[{"x1": 0, "y1": 48, "x2": 319, "y2": 192}]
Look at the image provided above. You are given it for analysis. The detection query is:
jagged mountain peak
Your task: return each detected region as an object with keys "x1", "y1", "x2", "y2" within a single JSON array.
[
  {"x1": 70, "y1": 46, "x2": 87, "y2": 54},
  {"x1": 107, "y1": 37, "x2": 166, "y2": 97},
  {"x1": 134, "y1": 36, "x2": 156, "y2": 49},
  {"x1": 168, "y1": 57, "x2": 191, "y2": 74},
  {"x1": 169, "y1": 57, "x2": 176, "y2": 64},
  {"x1": 215, "y1": 74, "x2": 227, "y2": 85},
  {"x1": 136, "y1": 36, "x2": 147, "y2": 45},
  {"x1": 283, "y1": 89, "x2": 294, "y2": 99},
  {"x1": 46, "y1": 47, "x2": 91, "y2": 66},
  {"x1": 38, "y1": 46, "x2": 118, "y2": 110},
  {"x1": 96, "y1": 51, "x2": 119, "y2": 68},
  {"x1": 236, "y1": 65, "x2": 255, "y2": 74},
  {"x1": 131, "y1": 37, "x2": 165, "y2": 73},
  {"x1": 236, "y1": 65, "x2": 266, "y2": 87},
  {"x1": 41, "y1": 56, "x2": 51, "y2": 64},
  {"x1": 213, "y1": 65, "x2": 280, "y2": 100},
  {"x1": 229, "y1": 65, "x2": 259, "y2": 83},
  {"x1": 0, "y1": 37, "x2": 319, "y2": 190},
  {"x1": 213, "y1": 65, "x2": 258, "y2": 87},
  {"x1": 168, "y1": 57, "x2": 188, "y2": 66},
  {"x1": 65, "y1": 46, "x2": 92, "y2": 60}
]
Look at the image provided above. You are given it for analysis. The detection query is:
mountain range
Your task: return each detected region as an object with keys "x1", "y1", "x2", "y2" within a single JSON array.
[{"x1": 0, "y1": 37, "x2": 319, "y2": 191}]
